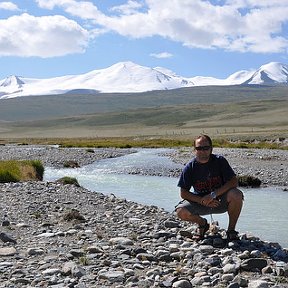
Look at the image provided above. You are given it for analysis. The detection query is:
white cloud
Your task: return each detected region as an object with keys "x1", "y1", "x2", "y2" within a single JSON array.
[
  {"x1": 110, "y1": 0, "x2": 143, "y2": 15},
  {"x1": 33, "y1": 0, "x2": 288, "y2": 53},
  {"x1": 45, "y1": 0, "x2": 285, "y2": 54},
  {"x1": 226, "y1": 0, "x2": 288, "y2": 9},
  {"x1": 100, "y1": 0, "x2": 288, "y2": 53},
  {"x1": 150, "y1": 52, "x2": 173, "y2": 59},
  {"x1": 0, "y1": 13, "x2": 89, "y2": 57},
  {"x1": 36, "y1": 0, "x2": 105, "y2": 20},
  {"x1": 0, "y1": 2, "x2": 19, "y2": 11},
  {"x1": 1, "y1": 0, "x2": 288, "y2": 58}
]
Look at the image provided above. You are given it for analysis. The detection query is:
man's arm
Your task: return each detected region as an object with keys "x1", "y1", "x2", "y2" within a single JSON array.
[
  {"x1": 214, "y1": 176, "x2": 238, "y2": 197},
  {"x1": 201, "y1": 176, "x2": 238, "y2": 207},
  {"x1": 180, "y1": 188, "x2": 203, "y2": 204}
]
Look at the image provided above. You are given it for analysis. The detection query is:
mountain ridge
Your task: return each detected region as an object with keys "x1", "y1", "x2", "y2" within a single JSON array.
[{"x1": 0, "y1": 61, "x2": 287, "y2": 99}]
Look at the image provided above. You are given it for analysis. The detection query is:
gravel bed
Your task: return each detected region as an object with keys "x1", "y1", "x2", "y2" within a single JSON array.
[{"x1": 0, "y1": 145, "x2": 287, "y2": 287}]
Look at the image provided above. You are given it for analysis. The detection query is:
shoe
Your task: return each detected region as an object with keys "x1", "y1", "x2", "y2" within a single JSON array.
[
  {"x1": 226, "y1": 230, "x2": 239, "y2": 241},
  {"x1": 193, "y1": 219, "x2": 209, "y2": 241}
]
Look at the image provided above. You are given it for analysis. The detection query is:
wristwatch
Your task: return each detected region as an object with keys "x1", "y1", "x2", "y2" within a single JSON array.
[{"x1": 210, "y1": 191, "x2": 217, "y2": 199}]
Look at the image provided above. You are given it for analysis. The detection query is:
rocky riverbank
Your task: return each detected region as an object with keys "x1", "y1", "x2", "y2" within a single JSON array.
[
  {"x1": 0, "y1": 145, "x2": 288, "y2": 287},
  {"x1": 0, "y1": 145, "x2": 287, "y2": 187}
]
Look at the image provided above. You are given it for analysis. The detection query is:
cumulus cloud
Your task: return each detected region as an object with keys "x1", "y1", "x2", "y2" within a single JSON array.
[
  {"x1": 42, "y1": 0, "x2": 285, "y2": 54},
  {"x1": 1, "y1": 0, "x2": 287, "y2": 58},
  {"x1": 98, "y1": 0, "x2": 288, "y2": 53},
  {"x1": 150, "y1": 52, "x2": 173, "y2": 59},
  {"x1": 0, "y1": 13, "x2": 89, "y2": 57},
  {"x1": 0, "y1": 2, "x2": 19, "y2": 11}
]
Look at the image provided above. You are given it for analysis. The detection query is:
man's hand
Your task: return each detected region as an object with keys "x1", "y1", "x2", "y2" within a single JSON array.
[{"x1": 200, "y1": 194, "x2": 220, "y2": 207}]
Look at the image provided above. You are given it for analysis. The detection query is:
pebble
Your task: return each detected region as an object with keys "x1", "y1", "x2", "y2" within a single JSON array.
[{"x1": 0, "y1": 145, "x2": 287, "y2": 287}]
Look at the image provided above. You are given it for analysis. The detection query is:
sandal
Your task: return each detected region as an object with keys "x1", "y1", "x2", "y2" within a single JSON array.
[
  {"x1": 193, "y1": 219, "x2": 209, "y2": 241},
  {"x1": 226, "y1": 230, "x2": 239, "y2": 241}
]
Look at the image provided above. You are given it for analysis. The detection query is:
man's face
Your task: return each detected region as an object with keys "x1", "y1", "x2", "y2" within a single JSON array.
[{"x1": 194, "y1": 137, "x2": 212, "y2": 163}]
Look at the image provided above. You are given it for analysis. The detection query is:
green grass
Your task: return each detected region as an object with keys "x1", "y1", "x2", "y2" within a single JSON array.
[
  {"x1": 2, "y1": 136, "x2": 286, "y2": 150},
  {"x1": 0, "y1": 160, "x2": 44, "y2": 183},
  {"x1": 56, "y1": 176, "x2": 80, "y2": 186}
]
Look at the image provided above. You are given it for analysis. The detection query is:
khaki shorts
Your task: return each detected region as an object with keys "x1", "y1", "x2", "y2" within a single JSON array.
[{"x1": 175, "y1": 193, "x2": 229, "y2": 216}]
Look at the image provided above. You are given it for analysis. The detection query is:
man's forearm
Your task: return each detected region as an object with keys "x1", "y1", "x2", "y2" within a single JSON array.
[
  {"x1": 214, "y1": 176, "x2": 238, "y2": 197},
  {"x1": 180, "y1": 188, "x2": 202, "y2": 204}
]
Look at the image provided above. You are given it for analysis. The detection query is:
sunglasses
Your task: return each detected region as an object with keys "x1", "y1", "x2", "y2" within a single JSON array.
[{"x1": 195, "y1": 146, "x2": 211, "y2": 151}]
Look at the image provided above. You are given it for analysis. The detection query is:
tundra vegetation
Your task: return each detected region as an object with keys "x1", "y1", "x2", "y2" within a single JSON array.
[
  {"x1": 0, "y1": 85, "x2": 286, "y2": 146},
  {"x1": 0, "y1": 160, "x2": 44, "y2": 183}
]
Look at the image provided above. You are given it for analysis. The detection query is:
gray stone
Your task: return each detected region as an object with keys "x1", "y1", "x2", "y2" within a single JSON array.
[
  {"x1": 62, "y1": 261, "x2": 77, "y2": 275},
  {"x1": 223, "y1": 263, "x2": 238, "y2": 274},
  {"x1": 109, "y1": 237, "x2": 134, "y2": 245},
  {"x1": 98, "y1": 270, "x2": 125, "y2": 283},
  {"x1": 172, "y1": 279, "x2": 192, "y2": 288},
  {"x1": 248, "y1": 280, "x2": 269, "y2": 288},
  {"x1": 241, "y1": 258, "x2": 268, "y2": 271},
  {"x1": 42, "y1": 268, "x2": 62, "y2": 275},
  {"x1": 0, "y1": 247, "x2": 17, "y2": 256},
  {"x1": 228, "y1": 283, "x2": 240, "y2": 288},
  {"x1": 27, "y1": 248, "x2": 45, "y2": 256},
  {"x1": 222, "y1": 273, "x2": 235, "y2": 282},
  {"x1": 0, "y1": 232, "x2": 17, "y2": 244}
]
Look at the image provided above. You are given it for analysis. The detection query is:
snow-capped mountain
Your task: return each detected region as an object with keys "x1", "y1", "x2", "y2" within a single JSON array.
[
  {"x1": 0, "y1": 61, "x2": 287, "y2": 99},
  {"x1": 243, "y1": 62, "x2": 288, "y2": 85}
]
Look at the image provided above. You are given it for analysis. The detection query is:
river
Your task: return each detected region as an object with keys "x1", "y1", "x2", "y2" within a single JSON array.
[{"x1": 44, "y1": 148, "x2": 288, "y2": 248}]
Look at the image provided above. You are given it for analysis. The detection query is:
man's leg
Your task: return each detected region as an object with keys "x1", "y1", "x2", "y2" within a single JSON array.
[
  {"x1": 226, "y1": 188, "x2": 243, "y2": 231},
  {"x1": 176, "y1": 207, "x2": 209, "y2": 239},
  {"x1": 176, "y1": 207, "x2": 207, "y2": 227}
]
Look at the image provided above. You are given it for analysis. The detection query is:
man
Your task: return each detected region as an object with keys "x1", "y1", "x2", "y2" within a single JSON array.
[{"x1": 175, "y1": 134, "x2": 243, "y2": 241}]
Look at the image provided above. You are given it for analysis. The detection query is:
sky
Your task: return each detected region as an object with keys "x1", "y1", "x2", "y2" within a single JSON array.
[{"x1": 0, "y1": 0, "x2": 288, "y2": 80}]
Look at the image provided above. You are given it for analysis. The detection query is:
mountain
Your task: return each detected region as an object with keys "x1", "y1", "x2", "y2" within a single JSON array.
[
  {"x1": 243, "y1": 62, "x2": 288, "y2": 85},
  {"x1": 0, "y1": 61, "x2": 287, "y2": 99}
]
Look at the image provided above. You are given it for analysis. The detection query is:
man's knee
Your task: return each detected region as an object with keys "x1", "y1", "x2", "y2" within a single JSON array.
[
  {"x1": 227, "y1": 188, "x2": 244, "y2": 202},
  {"x1": 176, "y1": 207, "x2": 191, "y2": 220}
]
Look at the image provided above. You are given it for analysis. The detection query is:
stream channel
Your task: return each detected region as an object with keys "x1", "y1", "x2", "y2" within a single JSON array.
[{"x1": 44, "y1": 148, "x2": 288, "y2": 249}]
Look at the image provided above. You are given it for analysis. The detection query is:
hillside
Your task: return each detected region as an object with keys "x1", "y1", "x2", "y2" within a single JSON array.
[{"x1": 0, "y1": 85, "x2": 287, "y2": 140}]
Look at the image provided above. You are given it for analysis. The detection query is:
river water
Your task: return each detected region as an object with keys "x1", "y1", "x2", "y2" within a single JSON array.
[{"x1": 44, "y1": 148, "x2": 288, "y2": 248}]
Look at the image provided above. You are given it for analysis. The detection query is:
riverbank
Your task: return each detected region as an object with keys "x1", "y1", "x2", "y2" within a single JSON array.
[
  {"x1": 0, "y1": 145, "x2": 288, "y2": 287},
  {"x1": 0, "y1": 145, "x2": 287, "y2": 187}
]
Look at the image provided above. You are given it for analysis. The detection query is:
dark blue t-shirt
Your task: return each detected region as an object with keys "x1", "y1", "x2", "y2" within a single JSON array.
[{"x1": 177, "y1": 154, "x2": 236, "y2": 195}]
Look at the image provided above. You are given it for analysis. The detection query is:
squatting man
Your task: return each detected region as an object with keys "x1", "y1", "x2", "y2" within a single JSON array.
[{"x1": 175, "y1": 134, "x2": 243, "y2": 241}]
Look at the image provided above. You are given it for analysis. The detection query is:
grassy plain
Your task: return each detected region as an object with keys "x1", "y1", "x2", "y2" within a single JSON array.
[{"x1": 0, "y1": 85, "x2": 287, "y2": 146}]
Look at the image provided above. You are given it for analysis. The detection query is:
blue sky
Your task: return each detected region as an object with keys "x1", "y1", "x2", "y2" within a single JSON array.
[{"x1": 0, "y1": 0, "x2": 287, "y2": 80}]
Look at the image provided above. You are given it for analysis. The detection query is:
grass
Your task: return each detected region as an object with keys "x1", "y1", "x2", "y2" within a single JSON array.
[
  {"x1": 0, "y1": 136, "x2": 286, "y2": 150},
  {"x1": 56, "y1": 176, "x2": 80, "y2": 187},
  {"x1": 237, "y1": 175, "x2": 262, "y2": 187},
  {"x1": 0, "y1": 160, "x2": 44, "y2": 183},
  {"x1": 0, "y1": 85, "x2": 287, "y2": 142}
]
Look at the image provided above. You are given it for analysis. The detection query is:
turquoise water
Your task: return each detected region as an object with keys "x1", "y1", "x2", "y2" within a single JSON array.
[{"x1": 44, "y1": 149, "x2": 288, "y2": 248}]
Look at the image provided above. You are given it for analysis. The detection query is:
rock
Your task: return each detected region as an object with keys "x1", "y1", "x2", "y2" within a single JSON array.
[
  {"x1": 248, "y1": 280, "x2": 269, "y2": 288},
  {"x1": 109, "y1": 237, "x2": 134, "y2": 245},
  {"x1": 0, "y1": 247, "x2": 17, "y2": 256},
  {"x1": 98, "y1": 269, "x2": 125, "y2": 283},
  {"x1": 42, "y1": 268, "x2": 62, "y2": 276},
  {"x1": 228, "y1": 283, "x2": 240, "y2": 288},
  {"x1": 172, "y1": 279, "x2": 192, "y2": 288},
  {"x1": 241, "y1": 258, "x2": 268, "y2": 271},
  {"x1": 27, "y1": 248, "x2": 45, "y2": 256},
  {"x1": 0, "y1": 232, "x2": 17, "y2": 244}
]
